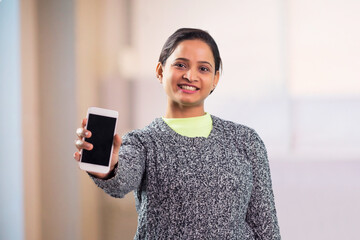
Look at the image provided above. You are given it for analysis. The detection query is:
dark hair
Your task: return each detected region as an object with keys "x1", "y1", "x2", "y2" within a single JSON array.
[{"x1": 158, "y1": 28, "x2": 222, "y2": 74}]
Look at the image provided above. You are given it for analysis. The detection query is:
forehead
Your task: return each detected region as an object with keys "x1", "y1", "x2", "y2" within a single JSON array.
[{"x1": 168, "y1": 39, "x2": 214, "y2": 64}]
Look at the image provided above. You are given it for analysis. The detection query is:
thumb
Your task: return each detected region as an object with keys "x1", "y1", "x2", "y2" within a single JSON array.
[{"x1": 113, "y1": 134, "x2": 122, "y2": 154}]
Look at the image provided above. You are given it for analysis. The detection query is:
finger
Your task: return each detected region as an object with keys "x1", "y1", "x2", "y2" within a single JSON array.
[
  {"x1": 74, "y1": 139, "x2": 93, "y2": 150},
  {"x1": 73, "y1": 151, "x2": 81, "y2": 162},
  {"x1": 76, "y1": 127, "x2": 92, "y2": 138},
  {"x1": 81, "y1": 118, "x2": 87, "y2": 128},
  {"x1": 74, "y1": 139, "x2": 83, "y2": 150}
]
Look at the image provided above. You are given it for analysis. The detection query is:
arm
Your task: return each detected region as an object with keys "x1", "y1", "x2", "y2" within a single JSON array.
[
  {"x1": 245, "y1": 130, "x2": 281, "y2": 240},
  {"x1": 89, "y1": 131, "x2": 146, "y2": 198}
]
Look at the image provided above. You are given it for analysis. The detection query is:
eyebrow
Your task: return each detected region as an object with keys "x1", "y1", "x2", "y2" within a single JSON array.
[{"x1": 174, "y1": 58, "x2": 213, "y2": 68}]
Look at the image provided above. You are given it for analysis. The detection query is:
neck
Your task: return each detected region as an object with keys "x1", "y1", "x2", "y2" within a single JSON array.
[{"x1": 165, "y1": 102, "x2": 205, "y2": 118}]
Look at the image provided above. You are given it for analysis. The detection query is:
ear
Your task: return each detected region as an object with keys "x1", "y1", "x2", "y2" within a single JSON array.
[
  {"x1": 156, "y1": 62, "x2": 164, "y2": 84},
  {"x1": 212, "y1": 70, "x2": 220, "y2": 90}
]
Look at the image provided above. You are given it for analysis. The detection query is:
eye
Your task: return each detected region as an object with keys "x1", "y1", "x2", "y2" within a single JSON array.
[
  {"x1": 173, "y1": 63, "x2": 186, "y2": 68},
  {"x1": 200, "y1": 66, "x2": 210, "y2": 72}
]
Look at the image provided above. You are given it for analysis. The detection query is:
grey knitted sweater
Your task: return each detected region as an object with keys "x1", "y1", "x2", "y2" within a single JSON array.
[{"x1": 91, "y1": 115, "x2": 281, "y2": 239}]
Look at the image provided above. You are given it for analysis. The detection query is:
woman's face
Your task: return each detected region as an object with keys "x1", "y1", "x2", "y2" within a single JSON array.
[{"x1": 156, "y1": 39, "x2": 219, "y2": 110}]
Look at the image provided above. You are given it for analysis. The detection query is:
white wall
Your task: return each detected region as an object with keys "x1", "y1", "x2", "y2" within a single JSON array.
[
  {"x1": 130, "y1": 0, "x2": 360, "y2": 161},
  {"x1": 0, "y1": 0, "x2": 24, "y2": 239},
  {"x1": 288, "y1": 0, "x2": 360, "y2": 97},
  {"x1": 271, "y1": 160, "x2": 360, "y2": 240}
]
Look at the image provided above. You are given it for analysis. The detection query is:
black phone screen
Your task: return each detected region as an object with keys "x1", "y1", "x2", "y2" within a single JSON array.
[{"x1": 81, "y1": 114, "x2": 117, "y2": 166}]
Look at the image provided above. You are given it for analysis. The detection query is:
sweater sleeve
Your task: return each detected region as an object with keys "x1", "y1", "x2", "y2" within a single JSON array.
[
  {"x1": 89, "y1": 131, "x2": 146, "y2": 198},
  {"x1": 245, "y1": 129, "x2": 281, "y2": 240}
]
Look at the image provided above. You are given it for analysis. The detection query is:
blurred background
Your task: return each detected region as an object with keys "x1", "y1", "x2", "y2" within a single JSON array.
[{"x1": 1, "y1": 0, "x2": 359, "y2": 239}]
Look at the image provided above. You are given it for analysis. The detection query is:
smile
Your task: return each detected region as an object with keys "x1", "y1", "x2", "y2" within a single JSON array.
[{"x1": 178, "y1": 84, "x2": 199, "y2": 91}]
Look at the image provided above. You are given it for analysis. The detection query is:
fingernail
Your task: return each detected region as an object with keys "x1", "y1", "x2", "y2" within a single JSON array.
[
  {"x1": 76, "y1": 140, "x2": 83, "y2": 146},
  {"x1": 85, "y1": 131, "x2": 89, "y2": 136},
  {"x1": 76, "y1": 128, "x2": 82, "y2": 136}
]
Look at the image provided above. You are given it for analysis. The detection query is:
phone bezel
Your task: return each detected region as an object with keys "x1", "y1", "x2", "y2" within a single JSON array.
[{"x1": 79, "y1": 107, "x2": 118, "y2": 174}]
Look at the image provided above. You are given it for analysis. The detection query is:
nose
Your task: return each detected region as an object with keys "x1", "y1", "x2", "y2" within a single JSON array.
[{"x1": 183, "y1": 68, "x2": 198, "y2": 82}]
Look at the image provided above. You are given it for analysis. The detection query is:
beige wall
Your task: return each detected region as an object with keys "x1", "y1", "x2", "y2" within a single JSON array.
[
  {"x1": 36, "y1": 0, "x2": 80, "y2": 239},
  {"x1": 76, "y1": 0, "x2": 137, "y2": 239},
  {"x1": 21, "y1": 0, "x2": 41, "y2": 239},
  {"x1": 22, "y1": 0, "x2": 137, "y2": 239}
]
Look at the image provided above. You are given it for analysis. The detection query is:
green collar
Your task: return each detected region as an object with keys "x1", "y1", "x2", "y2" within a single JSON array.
[{"x1": 162, "y1": 112, "x2": 212, "y2": 138}]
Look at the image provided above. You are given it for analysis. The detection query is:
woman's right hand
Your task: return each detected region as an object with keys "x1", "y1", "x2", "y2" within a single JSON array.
[{"x1": 73, "y1": 118, "x2": 122, "y2": 179}]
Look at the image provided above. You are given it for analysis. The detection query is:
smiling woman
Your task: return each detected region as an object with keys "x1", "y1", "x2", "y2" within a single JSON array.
[{"x1": 74, "y1": 28, "x2": 281, "y2": 239}]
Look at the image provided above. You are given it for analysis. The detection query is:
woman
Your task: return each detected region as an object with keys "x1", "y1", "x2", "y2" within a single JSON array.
[{"x1": 74, "y1": 28, "x2": 281, "y2": 239}]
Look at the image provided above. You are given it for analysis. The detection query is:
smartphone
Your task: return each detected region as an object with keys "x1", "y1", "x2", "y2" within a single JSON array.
[{"x1": 79, "y1": 107, "x2": 118, "y2": 173}]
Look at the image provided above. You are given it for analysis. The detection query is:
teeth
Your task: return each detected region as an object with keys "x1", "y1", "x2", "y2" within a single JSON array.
[{"x1": 180, "y1": 85, "x2": 197, "y2": 91}]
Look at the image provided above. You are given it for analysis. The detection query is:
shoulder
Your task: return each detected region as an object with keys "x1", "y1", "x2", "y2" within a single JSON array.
[
  {"x1": 122, "y1": 118, "x2": 162, "y2": 144},
  {"x1": 211, "y1": 115, "x2": 256, "y2": 137},
  {"x1": 211, "y1": 115, "x2": 264, "y2": 147}
]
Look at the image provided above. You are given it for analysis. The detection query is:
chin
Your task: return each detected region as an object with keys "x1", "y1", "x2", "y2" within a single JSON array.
[{"x1": 179, "y1": 100, "x2": 204, "y2": 107}]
